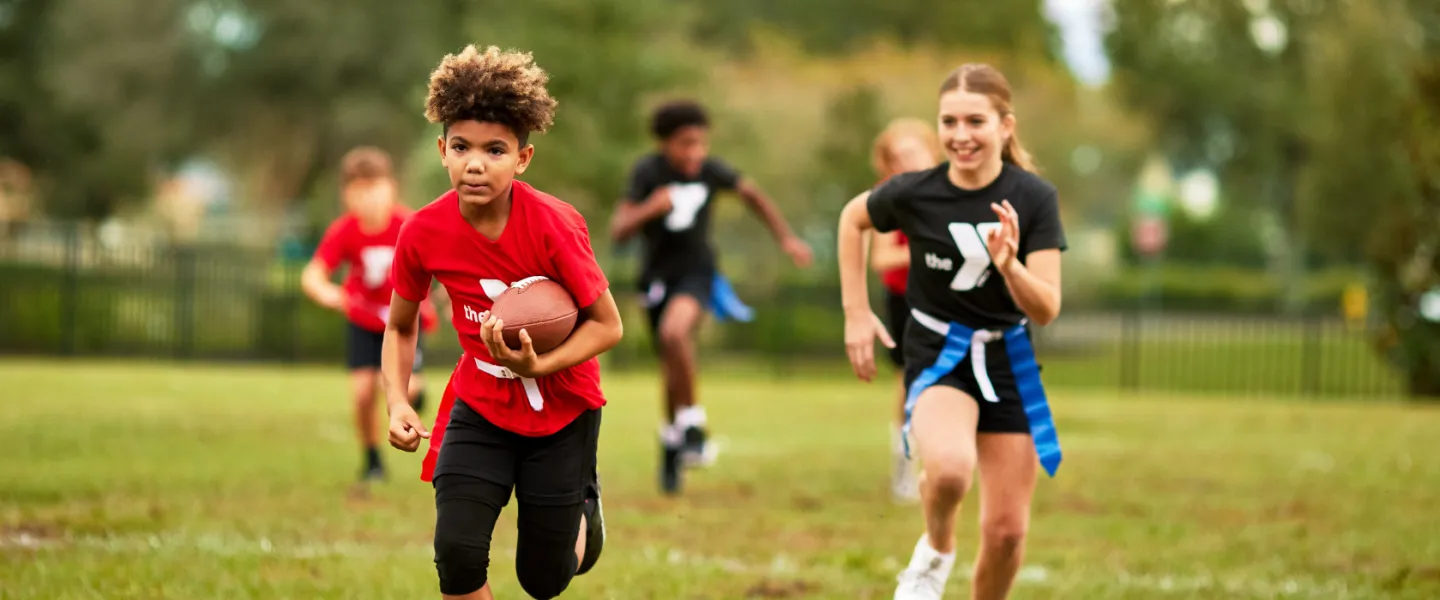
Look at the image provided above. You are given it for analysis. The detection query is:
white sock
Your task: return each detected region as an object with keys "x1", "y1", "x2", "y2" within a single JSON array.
[
  {"x1": 658, "y1": 423, "x2": 684, "y2": 448},
  {"x1": 906, "y1": 534, "x2": 956, "y2": 575},
  {"x1": 675, "y1": 405, "x2": 707, "y2": 430}
]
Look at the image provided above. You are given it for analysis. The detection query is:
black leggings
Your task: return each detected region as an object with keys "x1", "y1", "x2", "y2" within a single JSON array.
[
  {"x1": 431, "y1": 401, "x2": 600, "y2": 598},
  {"x1": 433, "y1": 476, "x2": 583, "y2": 598}
]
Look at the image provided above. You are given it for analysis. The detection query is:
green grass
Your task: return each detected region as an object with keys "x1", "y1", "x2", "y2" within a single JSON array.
[{"x1": 2, "y1": 359, "x2": 1437, "y2": 599}]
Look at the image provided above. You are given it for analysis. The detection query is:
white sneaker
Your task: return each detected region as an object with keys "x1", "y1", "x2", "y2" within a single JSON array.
[{"x1": 894, "y1": 534, "x2": 955, "y2": 600}]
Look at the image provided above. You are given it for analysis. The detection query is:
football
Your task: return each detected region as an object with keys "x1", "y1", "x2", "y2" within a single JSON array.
[{"x1": 489, "y1": 276, "x2": 579, "y2": 354}]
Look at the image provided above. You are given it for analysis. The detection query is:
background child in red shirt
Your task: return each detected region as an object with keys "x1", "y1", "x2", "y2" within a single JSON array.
[
  {"x1": 380, "y1": 45, "x2": 624, "y2": 600},
  {"x1": 868, "y1": 119, "x2": 944, "y2": 504},
  {"x1": 301, "y1": 147, "x2": 443, "y2": 484}
]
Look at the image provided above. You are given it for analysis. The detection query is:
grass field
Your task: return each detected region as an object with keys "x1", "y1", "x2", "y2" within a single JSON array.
[{"x1": 2, "y1": 359, "x2": 1438, "y2": 599}]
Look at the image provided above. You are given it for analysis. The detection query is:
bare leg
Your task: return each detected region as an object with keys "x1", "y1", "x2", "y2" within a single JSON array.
[
  {"x1": 910, "y1": 386, "x2": 980, "y2": 554},
  {"x1": 350, "y1": 369, "x2": 381, "y2": 449},
  {"x1": 970, "y1": 434, "x2": 1037, "y2": 600},
  {"x1": 656, "y1": 295, "x2": 704, "y2": 422}
]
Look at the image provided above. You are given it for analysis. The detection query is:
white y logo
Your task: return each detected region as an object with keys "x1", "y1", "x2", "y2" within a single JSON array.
[
  {"x1": 946, "y1": 222, "x2": 1003, "y2": 291},
  {"x1": 360, "y1": 246, "x2": 395, "y2": 289},
  {"x1": 664, "y1": 183, "x2": 709, "y2": 232}
]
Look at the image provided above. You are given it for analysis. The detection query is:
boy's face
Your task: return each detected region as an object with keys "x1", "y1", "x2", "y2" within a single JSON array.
[
  {"x1": 660, "y1": 125, "x2": 709, "y2": 179},
  {"x1": 437, "y1": 120, "x2": 533, "y2": 208},
  {"x1": 342, "y1": 177, "x2": 396, "y2": 221}
]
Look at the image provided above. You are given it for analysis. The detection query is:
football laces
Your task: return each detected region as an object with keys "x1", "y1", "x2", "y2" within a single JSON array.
[{"x1": 510, "y1": 276, "x2": 551, "y2": 290}]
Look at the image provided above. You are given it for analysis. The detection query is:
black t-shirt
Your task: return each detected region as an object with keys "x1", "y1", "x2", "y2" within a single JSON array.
[
  {"x1": 623, "y1": 153, "x2": 742, "y2": 284},
  {"x1": 868, "y1": 162, "x2": 1066, "y2": 330}
]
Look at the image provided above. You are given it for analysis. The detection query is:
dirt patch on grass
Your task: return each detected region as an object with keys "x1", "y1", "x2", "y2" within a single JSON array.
[
  {"x1": 745, "y1": 578, "x2": 819, "y2": 598},
  {"x1": 0, "y1": 522, "x2": 64, "y2": 550}
]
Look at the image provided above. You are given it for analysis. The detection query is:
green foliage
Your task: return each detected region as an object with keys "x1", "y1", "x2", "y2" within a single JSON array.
[
  {"x1": 425, "y1": 0, "x2": 708, "y2": 214},
  {"x1": 686, "y1": 0, "x2": 1057, "y2": 60},
  {"x1": 1095, "y1": 264, "x2": 1363, "y2": 315},
  {"x1": 1106, "y1": 0, "x2": 1440, "y2": 396}
]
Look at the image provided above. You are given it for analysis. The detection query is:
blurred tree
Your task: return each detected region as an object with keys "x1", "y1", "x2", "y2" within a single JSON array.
[
  {"x1": 438, "y1": 0, "x2": 705, "y2": 218},
  {"x1": 0, "y1": 0, "x2": 198, "y2": 219},
  {"x1": 1298, "y1": 0, "x2": 1439, "y2": 397},
  {"x1": 1108, "y1": 0, "x2": 1440, "y2": 396},
  {"x1": 185, "y1": 0, "x2": 454, "y2": 239},
  {"x1": 812, "y1": 84, "x2": 887, "y2": 210},
  {"x1": 685, "y1": 0, "x2": 1058, "y2": 62},
  {"x1": 1106, "y1": 0, "x2": 1321, "y2": 311}
]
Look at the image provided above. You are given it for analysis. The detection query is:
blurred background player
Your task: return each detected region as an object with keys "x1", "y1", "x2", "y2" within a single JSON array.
[
  {"x1": 301, "y1": 146, "x2": 443, "y2": 483},
  {"x1": 838, "y1": 64, "x2": 1067, "y2": 600},
  {"x1": 609, "y1": 100, "x2": 814, "y2": 495},
  {"x1": 381, "y1": 44, "x2": 623, "y2": 600},
  {"x1": 868, "y1": 118, "x2": 944, "y2": 504}
]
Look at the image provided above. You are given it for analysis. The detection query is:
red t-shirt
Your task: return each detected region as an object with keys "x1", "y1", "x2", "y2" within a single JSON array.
[
  {"x1": 880, "y1": 231, "x2": 909, "y2": 295},
  {"x1": 874, "y1": 175, "x2": 909, "y2": 294},
  {"x1": 392, "y1": 181, "x2": 610, "y2": 449},
  {"x1": 314, "y1": 210, "x2": 440, "y2": 334}
]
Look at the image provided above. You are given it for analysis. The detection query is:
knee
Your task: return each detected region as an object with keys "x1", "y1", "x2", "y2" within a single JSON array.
[
  {"x1": 980, "y1": 514, "x2": 1029, "y2": 555},
  {"x1": 924, "y1": 460, "x2": 974, "y2": 501},
  {"x1": 433, "y1": 526, "x2": 491, "y2": 596},
  {"x1": 657, "y1": 323, "x2": 690, "y2": 352}
]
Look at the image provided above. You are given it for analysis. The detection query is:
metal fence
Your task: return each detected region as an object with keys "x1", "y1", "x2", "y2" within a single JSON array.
[{"x1": 0, "y1": 223, "x2": 1404, "y2": 397}]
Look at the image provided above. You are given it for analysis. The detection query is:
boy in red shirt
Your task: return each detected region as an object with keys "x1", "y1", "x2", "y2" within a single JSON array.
[
  {"x1": 301, "y1": 146, "x2": 443, "y2": 483},
  {"x1": 380, "y1": 45, "x2": 624, "y2": 600}
]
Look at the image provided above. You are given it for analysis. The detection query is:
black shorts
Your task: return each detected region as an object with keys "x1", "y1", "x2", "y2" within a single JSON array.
[
  {"x1": 431, "y1": 401, "x2": 601, "y2": 596},
  {"x1": 433, "y1": 400, "x2": 601, "y2": 504},
  {"x1": 345, "y1": 321, "x2": 425, "y2": 371},
  {"x1": 640, "y1": 271, "x2": 713, "y2": 340},
  {"x1": 902, "y1": 322, "x2": 1035, "y2": 434},
  {"x1": 883, "y1": 291, "x2": 909, "y2": 368}
]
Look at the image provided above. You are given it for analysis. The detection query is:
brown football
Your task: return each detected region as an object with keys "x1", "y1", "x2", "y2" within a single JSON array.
[{"x1": 489, "y1": 277, "x2": 579, "y2": 354}]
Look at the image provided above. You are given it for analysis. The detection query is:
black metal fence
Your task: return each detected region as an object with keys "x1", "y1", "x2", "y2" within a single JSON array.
[{"x1": 0, "y1": 223, "x2": 1404, "y2": 397}]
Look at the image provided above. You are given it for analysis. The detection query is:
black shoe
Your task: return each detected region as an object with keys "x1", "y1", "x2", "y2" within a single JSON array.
[
  {"x1": 660, "y1": 440, "x2": 682, "y2": 495},
  {"x1": 361, "y1": 463, "x2": 386, "y2": 483},
  {"x1": 680, "y1": 424, "x2": 715, "y2": 468},
  {"x1": 577, "y1": 474, "x2": 605, "y2": 575}
]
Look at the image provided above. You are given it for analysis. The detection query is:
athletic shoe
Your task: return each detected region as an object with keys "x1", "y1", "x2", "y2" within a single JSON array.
[
  {"x1": 660, "y1": 439, "x2": 682, "y2": 494},
  {"x1": 576, "y1": 472, "x2": 606, "y2": 575},
  {"x1": 894, "y1": 534, "x2": 955, "y2": 600},
  {"x1": 680, "y1": 424, "x2": 718, "y2": 468}
]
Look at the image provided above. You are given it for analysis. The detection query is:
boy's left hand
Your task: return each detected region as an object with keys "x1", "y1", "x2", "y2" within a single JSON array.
[
  {"x1": 480, "y1": 315, "x2": 547, "y2": 378},
  {"x1": 782, "y1": 235, "x2": 814, "y2": 268}
]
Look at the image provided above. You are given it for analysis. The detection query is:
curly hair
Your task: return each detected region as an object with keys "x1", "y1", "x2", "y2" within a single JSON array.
[
  {"x1": 424, "y1": 45, "x2": 558, "y2": 147},
  {"x1": 650, "y1": 100, "x2": 709, "y2": 140}
]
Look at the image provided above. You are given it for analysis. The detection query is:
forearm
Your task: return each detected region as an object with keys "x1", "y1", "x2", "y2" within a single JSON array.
[
  {"x1": 838, "y1": 196, "x2": 874, "y2": 316},
  {"x1": 610, "y1": 200, "x2": 664, "y2": 242},
  {"x1": 999, "y1": 262, "x2": 1062, "y2": 326},
  {"x1": 300, "y1": 263, "x2": 340, "y2": 304},
  {"x1": 381, "y1": 318, "x2": 420, "y2": 410},
  {"x1": 742, "y1": 186, "x2": 798, "y2": 242},
  {"x1": 535, "y1": 315, "x2": 622, "y2": 376}
]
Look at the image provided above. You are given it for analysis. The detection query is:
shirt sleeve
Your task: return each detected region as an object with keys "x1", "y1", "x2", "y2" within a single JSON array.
[
  {"x1": 312, "y1": 218, "x2": 350, "y2": 270},
  {"x1": 549, "y1": 214, "x2": 610, "y2": 309},
  {"x1": 624, "y1": 159, "x2": 658, "y2": 203},
  {"x1": 704, "y1": 158, "x2": 742, "y2": 192},
  {"x1": 390, "y1": 219, "x2": 432, "y2": 303},
  {"x1": 866, "y1": 177, "x2": 904, "y2": 233},
  {"x1": 1020, "y1": 188, "x2": 1068, "y2": 255}
]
